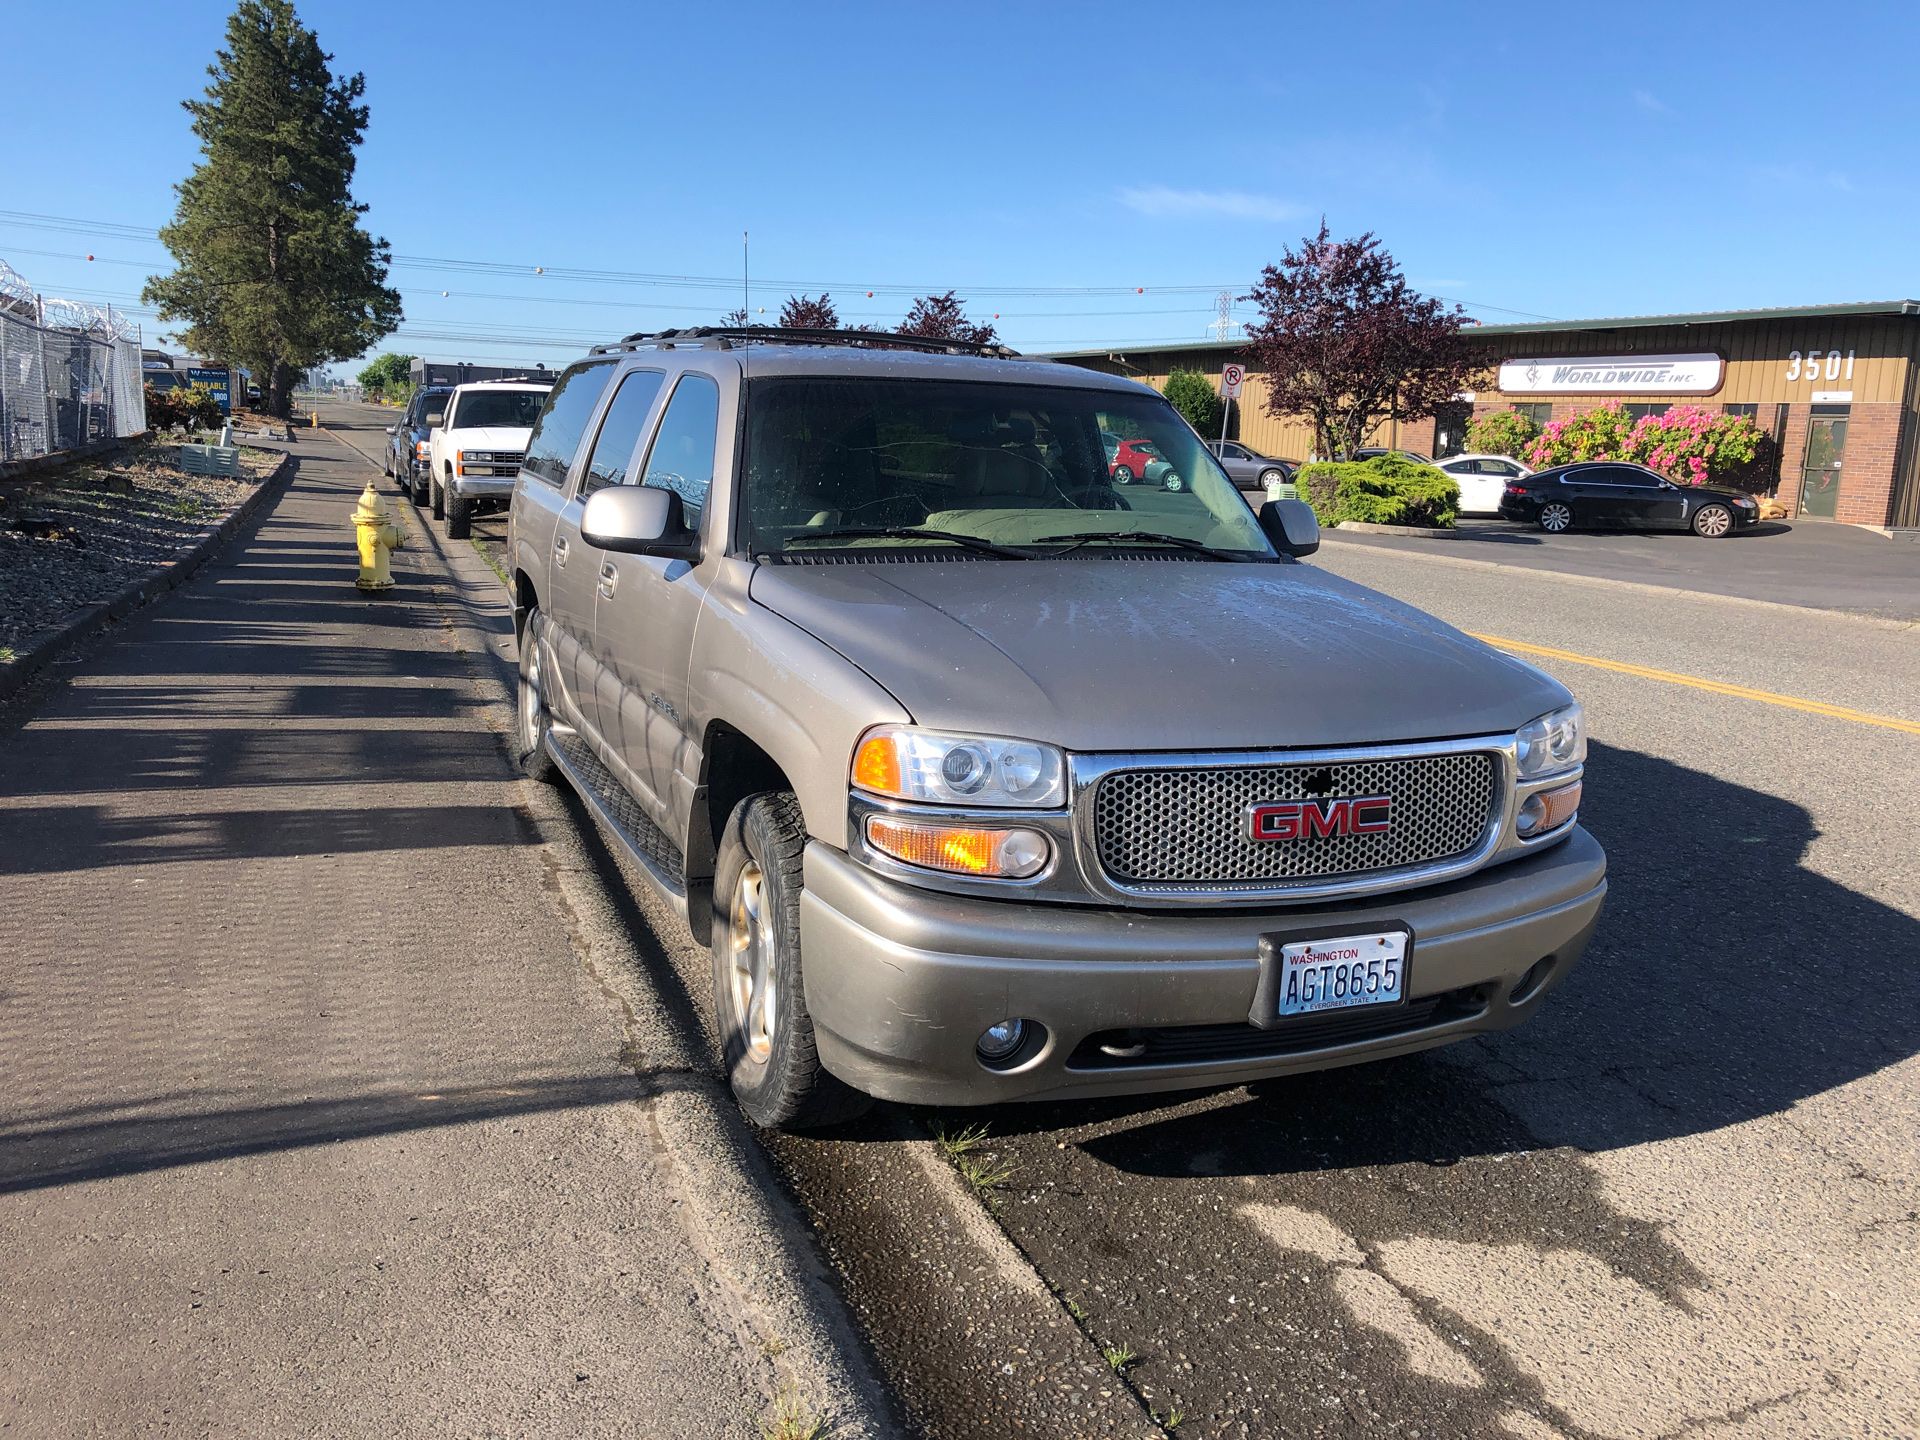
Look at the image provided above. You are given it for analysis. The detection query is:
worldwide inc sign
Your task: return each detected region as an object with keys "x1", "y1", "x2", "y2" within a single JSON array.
[{"x1": 1497, "y1": 352, "x2": 1724, "y2": 396}]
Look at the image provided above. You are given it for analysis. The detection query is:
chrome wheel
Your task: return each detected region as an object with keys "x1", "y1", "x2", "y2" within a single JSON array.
[
  {"x1": 1113, "y1": 465, "x2": 1133, "y2": 485},
  {"x1": 728, "y1": 860, "x2": 777, "y2": 1064},
  {"x1": 1164, "y1": 472, "x2": 1184, "y2": 492},
  {"x1": 1694, "y1": 504, "x2": 1732, "y2": 538},
  {"x1": 1540, "y1": 502, "x2": 1573, "y2": 533}
]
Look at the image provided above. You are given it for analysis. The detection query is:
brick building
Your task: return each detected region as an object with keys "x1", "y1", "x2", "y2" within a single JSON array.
[{"x1": 1048, "y1": 300, "x2": 1920, "y2": 530}]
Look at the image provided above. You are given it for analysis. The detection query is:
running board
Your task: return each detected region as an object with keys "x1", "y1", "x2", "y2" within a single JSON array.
[{"x1": 544, "y1": 732, "x2": 689, "y2": 921}]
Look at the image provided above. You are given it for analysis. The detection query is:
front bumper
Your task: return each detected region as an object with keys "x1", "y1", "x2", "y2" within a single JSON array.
[
  {"x1": 800, "y1": 826, "x2": 1606, "y2": 1105},
  {"x1": 449, "y1": 473, "x2": 515, "y2": 502}
]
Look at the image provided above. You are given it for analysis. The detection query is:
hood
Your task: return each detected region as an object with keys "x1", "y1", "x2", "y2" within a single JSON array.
[
  {"x1": 442, "y1": 425, "x2": 532, "y2": 450},
  {"x1": 749, "y1": 558, "x2": 1568, "y2": 752}
]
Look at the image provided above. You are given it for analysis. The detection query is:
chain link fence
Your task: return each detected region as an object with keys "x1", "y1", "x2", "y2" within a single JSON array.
[{"x1": 1, "y1": 258, "x2": 146, "y2": 465}]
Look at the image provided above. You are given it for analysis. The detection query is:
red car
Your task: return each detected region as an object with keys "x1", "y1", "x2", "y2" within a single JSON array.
[{"x1": 1107, "y1": 435, "x2": 1184, "y2": 490}]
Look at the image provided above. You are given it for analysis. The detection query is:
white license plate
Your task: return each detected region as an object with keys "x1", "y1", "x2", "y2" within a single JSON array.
[{"x1": 1276, "y1": 930, "x2": 1409, "y2": 1017}]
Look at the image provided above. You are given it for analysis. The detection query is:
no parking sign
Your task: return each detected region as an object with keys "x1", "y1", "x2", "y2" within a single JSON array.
[{"x1": 1220, "y1": 362, "x2": 1245, "y2": 399}]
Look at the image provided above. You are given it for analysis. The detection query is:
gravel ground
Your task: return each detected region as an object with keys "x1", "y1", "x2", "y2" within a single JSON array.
[{"x1": 0, "y1": 442, "x2": 278, "y2": 653}]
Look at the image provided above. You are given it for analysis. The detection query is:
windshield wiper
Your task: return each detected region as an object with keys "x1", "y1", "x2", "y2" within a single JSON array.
[
  {"x1": 772, "y1": 525, "x2": 1034, "y2": 559},
  {"x1": 1036, "y1": 530, "x2": 1258, "y2": 561}
]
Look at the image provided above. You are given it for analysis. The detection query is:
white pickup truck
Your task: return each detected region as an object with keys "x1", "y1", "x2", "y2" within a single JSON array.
[{"x1": 428, "y1": 379, "x2": 553, "y2": 538}]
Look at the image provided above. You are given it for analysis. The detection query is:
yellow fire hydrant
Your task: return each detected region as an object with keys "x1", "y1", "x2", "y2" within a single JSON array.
[{"x1": 353, "y1": 480, "x2": 404, "y2": 592}]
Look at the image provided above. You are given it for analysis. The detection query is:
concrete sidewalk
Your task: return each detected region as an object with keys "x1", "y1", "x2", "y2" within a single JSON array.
[{"x1": 0, "y1": 432, "x2": 878, "y2": 1436}]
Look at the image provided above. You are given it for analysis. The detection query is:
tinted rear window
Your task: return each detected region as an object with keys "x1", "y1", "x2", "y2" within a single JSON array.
[{"x1": 521, "y1": 362, "x2": 615, "y2": 487}]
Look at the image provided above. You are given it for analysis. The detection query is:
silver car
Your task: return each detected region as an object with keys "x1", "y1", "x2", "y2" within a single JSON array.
[
  {"x1": 1205, "y1": 439, "x2": 1296, "y2": 494},
  {"x1": 508, "y1": 328, "x2": 1606, "y2": 1130}
]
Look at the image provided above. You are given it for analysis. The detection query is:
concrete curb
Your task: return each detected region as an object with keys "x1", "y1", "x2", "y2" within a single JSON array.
[
  {"x1": 327, "y1": 423, "x2": 896, "y2": 1439},
  {"x1": 0, "y1": 449, "x2": 295, "y2": 706},
  {"x1": 1318, "y1": 527, "x2": 1920, "y2": 633}
]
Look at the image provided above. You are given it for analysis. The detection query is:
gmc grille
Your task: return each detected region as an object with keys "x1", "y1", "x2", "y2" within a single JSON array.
[{"x1": 1090, "y1": 750, "x2": 1501, "y2": 889}]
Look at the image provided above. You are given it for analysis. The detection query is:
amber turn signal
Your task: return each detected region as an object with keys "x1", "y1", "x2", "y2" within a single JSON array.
[{"x1": 865, "y1": 816, "x2": 1050, "y2": 879}]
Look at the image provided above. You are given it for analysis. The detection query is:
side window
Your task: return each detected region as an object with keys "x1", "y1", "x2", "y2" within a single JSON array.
[
  {"x1": 640, "y1": 373, "x2": 721, "y2": 526},
  {"x1": 522, "y1": 359, "x2": 616, "y2": 488},
  {"x1": 580, "y1": 370, "x2": 667, "y2": 496},
  {"x1": 1607, "y1": 466, "x2": 1657, "y2": 487}
]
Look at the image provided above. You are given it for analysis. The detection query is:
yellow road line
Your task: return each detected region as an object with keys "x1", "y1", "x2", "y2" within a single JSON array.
[{"x1": 1471, "y1": 632, "x2": 1920, "y2": 736}]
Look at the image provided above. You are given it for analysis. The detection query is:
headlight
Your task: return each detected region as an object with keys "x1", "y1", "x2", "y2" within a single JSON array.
[
  {"x1": 1514, "y1": 703, "x2": 1585, "y2": 779},
  {"x1": 458, "y1": 449, "x2": 490, "y2": 463},
  {"x1": 414, "y1": 440, "x2": 429, "y2": 457},
  {"x1": 852, "y1": 726, "x2": 1066, "y2": 808}
]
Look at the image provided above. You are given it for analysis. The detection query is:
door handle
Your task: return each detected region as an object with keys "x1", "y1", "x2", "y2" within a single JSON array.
[
  {"x1": 597, "y1": 561, "x2": 618, "y2": 600},
  {"x1": 553, "y1": 536, "x2": 570, "y2": 567}
]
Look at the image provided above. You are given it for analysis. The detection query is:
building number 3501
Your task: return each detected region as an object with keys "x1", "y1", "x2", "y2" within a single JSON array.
[{"x1": 1785, "y1": 349, "x2": 1856, "y2": 383}]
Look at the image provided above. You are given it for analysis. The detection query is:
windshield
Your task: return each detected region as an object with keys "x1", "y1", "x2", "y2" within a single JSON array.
[
  {"x1": 449, "y1": 389, "x2": 547, "y2": 430},
  {"x1": 741, "y1": 377, "x2": 1271, "y2": 557}
]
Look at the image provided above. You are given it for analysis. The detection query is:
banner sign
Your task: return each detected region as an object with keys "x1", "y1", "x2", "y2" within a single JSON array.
[
  {"x1": 1497, "y1": 352, "x2": 1723, "y2": 396},
  {"x1": 187, "y1": 366, "x2": 232, "y2": 412}
]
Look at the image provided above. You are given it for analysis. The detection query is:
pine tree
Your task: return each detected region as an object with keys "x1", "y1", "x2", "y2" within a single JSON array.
[{"x1": 143, "y1": 1, "x2": 400, "y2": 417}]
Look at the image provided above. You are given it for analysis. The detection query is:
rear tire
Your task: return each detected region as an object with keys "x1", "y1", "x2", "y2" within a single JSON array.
[
  {"x1": 1538, "y1": 501, "x2": 1574, "y2": 533},
  {"x1": 446, "y1": 489, "x2": 471, "y2": 539},
  {"x1": 711, "y1": 793, "x2": 873, "y2": 1132},
  {"x1": 1113, "y1": 464, "x2": 1133, "y2": 485},
  {"x1": 514, "y1": 608, "x2": 559, "y2": 784},
  {"x1": 1691, "y1": 503, "x2": 1733, "y2": 538}
]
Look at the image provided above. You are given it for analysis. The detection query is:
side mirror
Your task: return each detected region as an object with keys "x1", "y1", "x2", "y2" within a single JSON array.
[
  {"x1": 1258, "y1": 497, "x2": 1320, "y2": 557},
  {"x1": 581, "y1": 485, "x2": 699, "y2": 557},
  {"x1": 425, "y1": 411, "x2": 445, "y2": 428}
]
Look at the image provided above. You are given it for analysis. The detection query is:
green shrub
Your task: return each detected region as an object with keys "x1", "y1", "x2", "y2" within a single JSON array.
[
  {"x1": 1297, "y1": 455, "x2": 1458, "y2": 528},
  {"x1": 1465, "y1": 408, "x2": 1540, "y2": 457},
  {"x1": 144, "y1": 381, "x2": 222, "y2": 434},
  {"x1": 1162, "y1": 368, "x2": 1225, "y2": 436}
]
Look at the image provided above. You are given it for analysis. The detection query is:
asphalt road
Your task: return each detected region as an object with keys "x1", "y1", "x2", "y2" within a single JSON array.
[
  {"x1": 1322, "y1": 514, "x2": 1920, "y2": 622},
  {"x1": 323, "y1": 400, "x2": 1920, "y2": 1439}
]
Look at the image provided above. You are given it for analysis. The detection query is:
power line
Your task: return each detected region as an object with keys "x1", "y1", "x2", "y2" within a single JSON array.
[{"x1": 0, "y1": 208, "x2": 1561, "y2": 320}]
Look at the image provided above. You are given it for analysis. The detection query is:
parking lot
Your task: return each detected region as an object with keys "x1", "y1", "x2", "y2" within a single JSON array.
[{"x1": 312, "y1": 399, "x2": 1920, "y2": 1439}]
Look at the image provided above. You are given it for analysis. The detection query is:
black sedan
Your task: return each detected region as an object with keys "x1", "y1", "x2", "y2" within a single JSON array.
[{"x1": 1498, "y1": 461, "x2": 1761, "y2": 538}]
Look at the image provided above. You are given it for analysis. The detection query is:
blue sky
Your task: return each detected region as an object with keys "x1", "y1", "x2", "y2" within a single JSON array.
[{"x1": 4, "y1": 0, "x2": 1915, "y2": 370}]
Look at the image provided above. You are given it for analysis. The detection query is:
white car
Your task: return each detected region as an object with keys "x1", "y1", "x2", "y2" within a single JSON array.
[
  {"x1": 1436, "y1": 453, "x2": 1533, "y2": 516},
  {"x1": 428, "y1": 379, "x2": 553, "y2": 538}
]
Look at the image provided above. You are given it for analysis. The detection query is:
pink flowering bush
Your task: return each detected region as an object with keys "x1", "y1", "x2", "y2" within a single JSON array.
[
  {"x1": 1464, "y1": 408, "x2": 1540, "y2": 457},
  {"x1": 1523, "y1": 403, "x2": 1773, "y2": 492}
]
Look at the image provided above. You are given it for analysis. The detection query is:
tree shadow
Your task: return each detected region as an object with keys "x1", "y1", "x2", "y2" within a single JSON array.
[{"x1": 0, "y1": 1073, "x2": 683, "y2": 1194}]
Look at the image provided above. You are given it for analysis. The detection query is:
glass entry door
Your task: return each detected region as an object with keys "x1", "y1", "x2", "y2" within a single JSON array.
[{"x1": 1799, "y1": 408, "x2": 1848, "y2": 519}]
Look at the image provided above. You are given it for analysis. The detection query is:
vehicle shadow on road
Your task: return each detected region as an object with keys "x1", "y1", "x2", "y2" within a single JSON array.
[{"x1": 997, "y1": 740, "x2": 1920, "y2": 1174}]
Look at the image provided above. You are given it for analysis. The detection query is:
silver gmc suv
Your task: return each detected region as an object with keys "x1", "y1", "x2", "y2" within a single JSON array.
[{"x1": 506, "y1": 328, "x2": 1607, "y2": 1130}]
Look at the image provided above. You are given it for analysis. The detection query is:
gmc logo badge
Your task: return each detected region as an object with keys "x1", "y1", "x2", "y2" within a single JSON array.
[{"x1": 1247, "y1": 795, "x2": 1392, "y2": 842}]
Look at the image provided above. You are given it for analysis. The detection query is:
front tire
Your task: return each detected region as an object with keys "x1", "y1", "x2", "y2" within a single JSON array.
[
  {"x1": 446, "y1": 488, "x2": 472, "y2": 539},
  {"x1": 1163, "y1": 472, "x2": 1185, "y2": 492},
  {"x1": 432, "y1": 473, "x2": 446, "y2": 520},
  {"x1": 711, "y1": 793, "x2": 872, "y2": 1131},
  {"x1": 1538, "y1": 501, "x2": 1574, "y2": 533},
  {"x1": 1258, "y1": 468, "x2": 1284, "y2": 490},
  {"x1": 409, "y1": 469, "x2": 429, "y2": 507},
  {"x1": 1691, "y1": 503, "x2": 1733, "y2": 538}
]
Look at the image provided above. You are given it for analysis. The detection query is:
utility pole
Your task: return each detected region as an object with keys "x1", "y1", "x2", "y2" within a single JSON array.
[{"x1": 743, "y1": 230, "x2": 749, "y2": 320}]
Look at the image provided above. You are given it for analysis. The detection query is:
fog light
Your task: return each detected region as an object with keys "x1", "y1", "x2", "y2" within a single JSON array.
[
  {"x1": 977, "y1": 1018, "x2": 1027, "y2": 1060},
  {"x1": 1517, "y1": 779, "x2": 1582, "y2": 838}
]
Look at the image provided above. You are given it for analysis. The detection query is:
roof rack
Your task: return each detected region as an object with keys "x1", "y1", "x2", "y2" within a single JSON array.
[{"x1": 590, "y1": 325, "x2": 1023, "y2": 361}]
